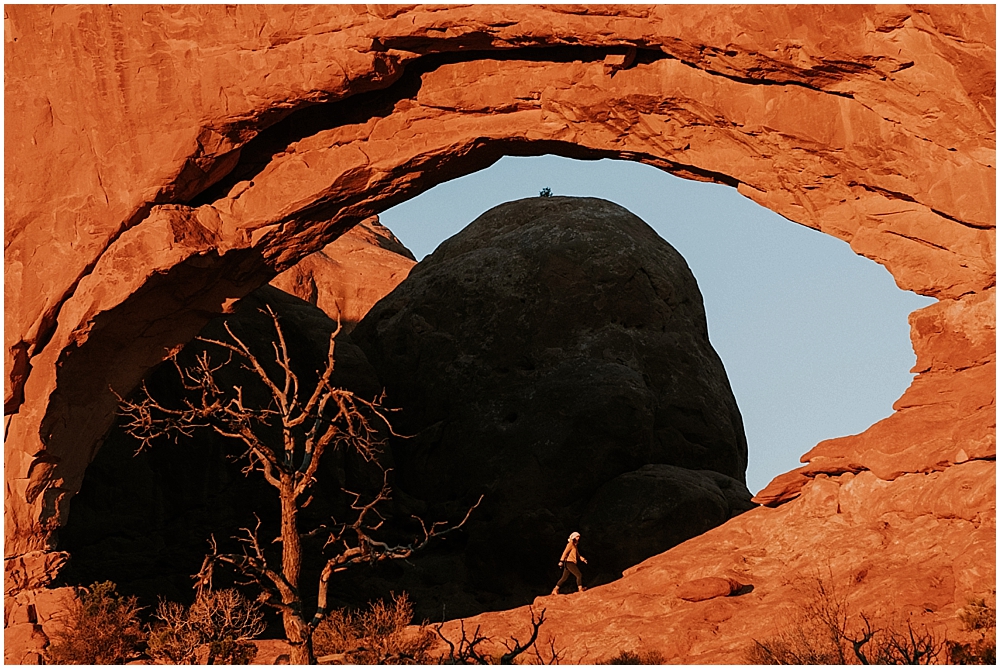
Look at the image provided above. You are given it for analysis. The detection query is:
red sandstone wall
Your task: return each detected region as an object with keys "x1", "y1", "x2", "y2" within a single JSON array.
[{"x1": 4, "y1": 5, "x2": 994, "y2": 663}]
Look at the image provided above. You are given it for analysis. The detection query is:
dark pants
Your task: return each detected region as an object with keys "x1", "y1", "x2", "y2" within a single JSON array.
[{"x1": 556, "y1": 561, "x2": 583, "y2": 589}]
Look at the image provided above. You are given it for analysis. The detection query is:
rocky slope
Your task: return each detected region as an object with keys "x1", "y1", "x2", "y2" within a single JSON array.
[
  {"x1": 437, "y1": 459, "x2": 995, "y2": 663},
  {"x1": 4, "y1": 4, "x2": 994, "y2": 663}
]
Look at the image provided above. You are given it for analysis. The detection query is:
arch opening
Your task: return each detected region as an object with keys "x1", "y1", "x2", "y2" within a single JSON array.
[
  {"x1": 58, "y1": 189, "x2": 749, "y2": 614},
  {"x1": 57, "y1": 155, "x2": 931, "y2": 624},
  {"x1": 377, "y1": 155, "x2": 936, "y2": 494},
  {"x1": 5, "y1": 12, "x2": 992, "y2": 652}
]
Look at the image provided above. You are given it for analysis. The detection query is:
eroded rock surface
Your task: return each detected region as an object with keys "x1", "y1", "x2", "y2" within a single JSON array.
[
  {"x1": 438, "y1": 459, "x2": 996, "y2": 663},
  {"x1": 270, "y1": 216, "x2": 415, "y2": 331},
  {"x1": 7, "y1": 5, "x2": 993, "y2": 564},
  {"x1": 4, "y1": 4, "x2": 994, "y2": 663},
  {"x1": 353, "y1": 196, "x2": 750, "y2": 592}
]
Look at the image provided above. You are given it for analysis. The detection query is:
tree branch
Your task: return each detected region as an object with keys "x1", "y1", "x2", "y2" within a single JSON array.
[
  {"x1": 499, "y1": 607, "x2": 546, "y2": 665},
  {"x1": 294, "y1": 319, "x2": 343, "y2": 426},
  {"x1": 309, "y1": 491, "x2": 484, "y2": 628}
]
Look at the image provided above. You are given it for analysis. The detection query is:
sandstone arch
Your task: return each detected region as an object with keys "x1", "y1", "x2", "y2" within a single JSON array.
[{"x1": 4, "y1": 5, "x2": 994, "y2": 661}]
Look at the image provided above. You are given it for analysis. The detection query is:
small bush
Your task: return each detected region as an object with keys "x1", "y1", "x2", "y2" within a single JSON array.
[
  {"x1": 539, "y1": 187, "x2": 553, "y2": 197},
  {"x1": 947, "y1": 596, "x2": 996, "y2": 665},
  {"x1": 313, "y1": 592, "x2": 434, "y2": 664},
  {"x1": 747, "y1": 632, "x2": 841, "y2": 664},
  {"x1": 147, "y1": 588, "x2": 265, "y2": 665},
  {"x1": 747, "y1": 578, "x2": 946, "y2": 665},
  {"x1": 604, "y1": 649, "x2": 666, "y2": 664},
  {"x1": 46, "y1": 581, "x2": 145, "y2": 665},
  {"x1": 147, "y1": 600, "x2": 200, "y2": 663},
  {"x1": 958, "y1": 596, "x2": 996, "y2": 632}
]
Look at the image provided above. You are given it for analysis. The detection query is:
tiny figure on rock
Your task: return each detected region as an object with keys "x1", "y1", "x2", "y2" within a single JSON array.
[{"x1": 552, "y1": 531, "x2": 588, "y2": 594}]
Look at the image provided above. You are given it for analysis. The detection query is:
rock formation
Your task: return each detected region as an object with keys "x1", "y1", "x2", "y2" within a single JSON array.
[
  {"x1": 352, "y1": 196, "x2": 752, "y2": 593},
  {"x1": 4, "y1": 4, "x2": 994, "y2": 663},
  {"x1": 438, "y1": 459, "x2": 995, "y2": 663},
  {"x1": 581, "y1": 465, "x2": 755, "y2": 579},
  {"x1": 269, "y1": 216, "x2": 415, "y2": 331}
]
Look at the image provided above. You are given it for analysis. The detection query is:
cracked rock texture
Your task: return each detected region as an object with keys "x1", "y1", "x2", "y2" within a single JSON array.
[{"x1": 3, "y1": 4, "x2": 994, "y2": 663}]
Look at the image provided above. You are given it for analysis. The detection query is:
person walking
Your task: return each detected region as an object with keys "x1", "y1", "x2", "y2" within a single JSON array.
[{"x1": 552, "y1": 531, "x2": 587, "y2": 594}]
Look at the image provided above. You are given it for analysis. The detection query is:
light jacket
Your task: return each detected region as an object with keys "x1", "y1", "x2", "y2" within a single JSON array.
[{"x1": 560, "y1": 541, "x2": 582, "y2": 563}]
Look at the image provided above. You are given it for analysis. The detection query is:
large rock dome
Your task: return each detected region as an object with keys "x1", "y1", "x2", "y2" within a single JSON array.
[{"x1": 353, "y1": 196, "x2": 752, "y2": 591}]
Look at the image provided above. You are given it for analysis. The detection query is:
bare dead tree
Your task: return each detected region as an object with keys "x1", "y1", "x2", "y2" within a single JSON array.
[
  {"x1": 747, "y1": 577, "x2": 946, "y2": 665},
  {"x1": 118, "y1": 307, "x2": 481, "y2": 665},
  {"x1": 843, "y1": 612, "x2": 943, "y2": 665},
  {"x1": 532, "y1": 635, "x2": 564, "y2": 666},
  {"x1": 434, "y1": 607, "x2": 555, "y2": 665}
]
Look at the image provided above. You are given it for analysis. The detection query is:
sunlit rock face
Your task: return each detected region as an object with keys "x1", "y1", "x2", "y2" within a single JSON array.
[
  {"x1": 353, "y1": 196, "x2": 753, "y2": 593},
  {"x1": 437, "y1": 459, "x2": 996, "y2": 663},
  {"x1": 270, "y1": 216, "x2": 415, "y2": 332},
  {"x1": 3, "y1": 4, "x2": 993, "y2": 664}
]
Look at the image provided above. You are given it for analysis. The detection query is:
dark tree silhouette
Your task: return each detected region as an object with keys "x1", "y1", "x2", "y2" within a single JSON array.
[{"x1": 119, "y1": 307, "x2": 479, "y2": 664}]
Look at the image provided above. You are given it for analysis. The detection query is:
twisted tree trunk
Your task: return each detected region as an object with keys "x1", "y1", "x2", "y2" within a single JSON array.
[{"x1": 279, "y1": 475, "x2": 314, "y2": 665}]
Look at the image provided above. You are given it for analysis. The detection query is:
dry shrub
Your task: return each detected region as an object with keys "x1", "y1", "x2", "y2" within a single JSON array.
[
  {"x1": 746, "y1": 579, "x2": 852, "y2": 665},
  {"x1": 46, "y1": 581, "x2": 145, "y2": 665},
  {"x1": 313, "y1": 592, "x2": 435, "y2": 664},
  {"x1": 604, "y1": 649, "x2": 666, "y2": 664},
  {"x1": 433, "y1": 606, "x2": 559, "y2": 665},
  {"x1": 146, "y1": 588, "x2": 265, "y2": 664},
  {"x1": 747, "y1": 578, "x2": 945, "y2": 665},
  {"x1": 958, "y1": 597, "x2": 996, "y2": 631},
  {"x1": 947, "y1": 596, "x2": 996, "y2": 665},
  {"x1": 147, "y1": 600, "x2": 200, "y2": 664}
]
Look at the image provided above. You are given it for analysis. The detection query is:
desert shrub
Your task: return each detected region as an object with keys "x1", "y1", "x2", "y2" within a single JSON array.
[
  {"x1": 746, "y1": 579, "x2": 851, "y2": 664},
  {"x1": 313, "y1": 592, "x2": 435, "y2": 664},
  {"x1": 746, "y1": 578, "x2": 946, "y2": 665},
  {"x1": 958, "y1": 597, "x2": 996, "y2": 631},
  {"x1": 46, "y1": 581, "x2": 145, "y2": 665},
  {"x1": 147, "y1": 600, "x2": 200, "y2": 663},
  {"x1": 539, "y1": 187, "x2": 553, "y2": 197},
  {"x1": 747, "y1": 633, "x2": 841, "y2": 664},
  {"x1": 947, "y1": 596, "x2": 996, "y2": 664},
  {"x1": 146, "y1": 588, "x2": 265, "y2": 664},
  {"x1": 604, "y1": 649, "x2": 666, "y2": 664}
]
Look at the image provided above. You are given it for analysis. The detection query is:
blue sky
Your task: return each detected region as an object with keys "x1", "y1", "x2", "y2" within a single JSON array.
[{"x1": 379, "y1": 155, "x2": 933, "y2": 494}]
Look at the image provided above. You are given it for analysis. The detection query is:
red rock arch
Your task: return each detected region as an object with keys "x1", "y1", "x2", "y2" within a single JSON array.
[{"x1": 4, "y1": 5, "x2": 994, "y2": 661}]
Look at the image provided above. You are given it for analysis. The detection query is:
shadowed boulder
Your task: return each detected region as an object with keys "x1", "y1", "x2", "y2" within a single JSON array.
[
  {"x1": 57, "y1": 285, "x2": 389, "y2": 607},
  {"x1": 581, "y1": 464, "x2": 755, "y2": 578},
  {"x1": 352, "y1": 196, "x2": 752, "y2": 593}
]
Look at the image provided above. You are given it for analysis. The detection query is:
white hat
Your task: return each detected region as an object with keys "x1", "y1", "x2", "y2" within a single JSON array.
[{"x1": 568, "y1": 531, "x2": 581, "y2": 541}]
